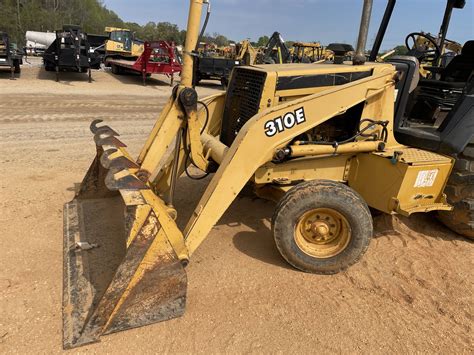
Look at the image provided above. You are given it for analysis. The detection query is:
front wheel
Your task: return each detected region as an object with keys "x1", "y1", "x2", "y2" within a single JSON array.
[{"x1": 272, "y1": 180, "x2": 373, "y2": 274}]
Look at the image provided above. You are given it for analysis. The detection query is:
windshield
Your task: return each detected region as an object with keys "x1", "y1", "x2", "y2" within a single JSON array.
[{"x1": 110, "y1": 30, "x2": 131, "y2": 43}]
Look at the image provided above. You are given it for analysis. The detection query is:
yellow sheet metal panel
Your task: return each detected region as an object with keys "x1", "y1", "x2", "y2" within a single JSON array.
[
  {"x1": 131, "y1": 42, "x2": 144, "y2": 57},
  {"x1": 248, "y1": 61, "x2": 396, "y2": 109},
  {"x1": 249, "y1": 62, "x2": 391, "y2": 75},
  {"x1": 348, "y1": 148, "x2": 453, "y2": 215},
  {"x1": 373, "y1": 148, "x2": 452, "y2": 165},
  {"x1": 254, "y1": 155, "x2": 350, "y2": 185}
]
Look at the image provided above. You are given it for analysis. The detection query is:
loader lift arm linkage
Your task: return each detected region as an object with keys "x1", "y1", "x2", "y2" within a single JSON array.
[{"x1": 63, "y1": 0, "x2": 455, "y2": 349}]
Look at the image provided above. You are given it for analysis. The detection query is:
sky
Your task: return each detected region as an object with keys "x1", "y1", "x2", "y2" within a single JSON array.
[{"x1": 102, "y1": 0, "x2": 473, "y2": 50}]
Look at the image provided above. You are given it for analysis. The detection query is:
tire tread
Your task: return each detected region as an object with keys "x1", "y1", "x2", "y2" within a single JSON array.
[
  {"x1": 272, "y1": 180, "x2": 373, "y2": 274},
  {"x1": 438, "y1": 144, "x2": 474, "y2": 238}
]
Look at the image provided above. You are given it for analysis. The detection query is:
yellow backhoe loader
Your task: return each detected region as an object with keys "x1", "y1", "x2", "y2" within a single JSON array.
[
  {"x1": 235, "y1": 39, "x2": 259, "y2": 65},
  {"x1": 62, "y1": 0, "x2": 472, "y2": 349},
  {"x1": 291, "y1": 42, "x2": 325, "y2": 63}
]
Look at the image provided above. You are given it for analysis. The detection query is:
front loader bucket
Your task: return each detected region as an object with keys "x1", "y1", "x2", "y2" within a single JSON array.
[{"x1": 63, "y1": 120, "x2": 187, "y2": 349}]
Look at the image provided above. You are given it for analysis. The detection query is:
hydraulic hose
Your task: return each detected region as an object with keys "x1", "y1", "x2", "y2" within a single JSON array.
[{"x1": 196, "y1": 1, "x2": 211, "y2": 51}]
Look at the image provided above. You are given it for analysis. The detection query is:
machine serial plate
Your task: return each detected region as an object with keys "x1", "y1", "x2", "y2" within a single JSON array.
[{"x1": 414, "y1": 169, "x2": 439, "y2": 187}]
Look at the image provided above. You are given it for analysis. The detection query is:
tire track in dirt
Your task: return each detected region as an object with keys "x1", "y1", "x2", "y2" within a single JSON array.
[
  {"x1": 0, "y1": 94, "x2": 165, "y2": 124},
  {"x1": 0, "y1": 113, "x2": 160, "y2": 124},
  {"x1": 0, "y1": 121, "x2": 154, "y2": 147}
]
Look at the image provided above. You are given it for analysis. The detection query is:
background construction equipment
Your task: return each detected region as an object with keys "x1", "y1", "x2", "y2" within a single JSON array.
[
  {"x1": 43, "y1": 25, "x2": 101, "y2": 82},
  {"x1": 0, "y1": 31, "x2": 23, "y2": 79},
  {"x1": 104, "y1": 27, "x2": 182, "y2": 85}
]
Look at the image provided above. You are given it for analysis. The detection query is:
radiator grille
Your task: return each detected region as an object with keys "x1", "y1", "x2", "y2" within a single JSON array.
[{"x1": 220, "y1": 68, "x2": 267, "y2": 146}]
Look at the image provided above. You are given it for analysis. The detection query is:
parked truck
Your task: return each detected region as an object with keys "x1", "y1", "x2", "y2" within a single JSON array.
[{"x1": 0, "y1": 31, "x2": 23, "y2": 78}]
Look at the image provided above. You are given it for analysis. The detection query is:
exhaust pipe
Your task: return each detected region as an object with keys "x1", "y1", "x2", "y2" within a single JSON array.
[{"x1": 353, "y1": 0, "x2": 373, "y2": 65}]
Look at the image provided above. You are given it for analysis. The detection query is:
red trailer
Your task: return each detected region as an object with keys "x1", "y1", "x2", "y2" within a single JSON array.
[{"x1": 106, "y1": 41, "x2": 182, "y2": 86}]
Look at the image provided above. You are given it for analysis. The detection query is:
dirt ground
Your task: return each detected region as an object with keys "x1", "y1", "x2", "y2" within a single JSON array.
[{"x1": 0, "y1": 63, "x2": 473, "y2": 354}]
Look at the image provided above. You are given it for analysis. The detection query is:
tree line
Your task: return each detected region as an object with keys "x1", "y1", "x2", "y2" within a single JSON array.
[
  {"x1": 1, "y1": 0, "x2": 360, "y2": 51},
  {"x1": 1, "y1": 1, "x2": 406, "y2": 54},
  {"x1": 0, "y1": 0, "x2": 232, "y2": 46}
]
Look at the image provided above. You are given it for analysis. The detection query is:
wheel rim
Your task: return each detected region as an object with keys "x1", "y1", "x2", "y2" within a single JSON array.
[{"x1": 294, "y1": 208, "x2": 351, "y2": 258}]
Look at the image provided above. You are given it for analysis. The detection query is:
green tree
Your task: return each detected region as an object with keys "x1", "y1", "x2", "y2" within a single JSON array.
[
  {"x1": 156, "y1": 22, "x2": 181, "y2": 43},
  {"x1": 214, "y1": 34, "x2": 228, "y2": 47},
  {"x1": 392, "y1": 45, "x2": 409, "y2": 56},
  {"x1": 0, "y1": 0, "x2": 125, "y2": 45},
  {"x1": 256, "y1": 35, "x2": 269, "y2": 47},
  {"x1": 0, "y1": 0, "x2": 218, "y2": 47}
]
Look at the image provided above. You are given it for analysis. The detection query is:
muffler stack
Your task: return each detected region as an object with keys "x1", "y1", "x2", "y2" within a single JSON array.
[{"x1": 63, "y1": 120, "x2": 187, "y2": 349}]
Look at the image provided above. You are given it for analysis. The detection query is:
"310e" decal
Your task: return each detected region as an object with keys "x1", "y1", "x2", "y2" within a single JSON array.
[{"x1": 264, "y1": 107, "x2": 306, "y2": 137}]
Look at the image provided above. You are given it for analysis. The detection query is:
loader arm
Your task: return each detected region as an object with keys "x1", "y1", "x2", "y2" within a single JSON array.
[{"x1": 183, "y1": 68, "x2": 395, "y2": 254}]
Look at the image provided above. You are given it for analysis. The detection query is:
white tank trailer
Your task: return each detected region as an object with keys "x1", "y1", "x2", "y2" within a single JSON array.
[{"x1": 25, "y1": 31, "x2": 56, "y2": 54}]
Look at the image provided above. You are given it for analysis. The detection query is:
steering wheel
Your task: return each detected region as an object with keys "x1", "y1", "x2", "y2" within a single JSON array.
[{"x1": 405, "y1": 32, "x2": 441, "y2": 62}]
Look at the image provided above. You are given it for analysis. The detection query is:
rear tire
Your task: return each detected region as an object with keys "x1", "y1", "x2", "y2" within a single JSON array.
[
  {"x1": 272, "y1": 180, "x2": 373, "y2": 274},
  {"x1": 111, "y1": 64, "x2": 121, "y2": 75},
  {"x1": 438, "y1": 144, "x2": 474, "y2": 238}
]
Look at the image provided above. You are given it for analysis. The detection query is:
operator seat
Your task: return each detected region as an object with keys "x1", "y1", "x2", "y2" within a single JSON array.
[
  {"x1": 408, "y1": 40, "x2": 474, "y2": 122},
  {"x1": 389, "y1": 54, "x2": 474, "y2": 155},
  {"x1": 420, "y1": 40, "x2": 474, "y2": 87}
]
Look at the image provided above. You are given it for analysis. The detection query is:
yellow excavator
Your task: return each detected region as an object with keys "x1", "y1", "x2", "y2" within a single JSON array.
[{"x1": 62, "y1": 0, "x2": 472, "y2": 349}]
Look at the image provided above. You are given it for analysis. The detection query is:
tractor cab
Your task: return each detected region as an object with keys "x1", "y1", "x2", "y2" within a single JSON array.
[
  {"x1": 371, "y1": 0, "x2": 473, "y2": 155},
  {"x1": 104, "y1": 27, "x2": 144, "y2": 59}
]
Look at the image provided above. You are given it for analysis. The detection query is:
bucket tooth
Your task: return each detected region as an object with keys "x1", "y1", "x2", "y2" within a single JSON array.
[
  {"x1": 90, "y1": 119, "x2": 120, "y2": 137},
  {"x1": 90, "y1": 119, "x2": 103, "y2": 133},
  {"x1": 101, "y1": 146, "x2": 118, "y2": 156},
  {"x1": 105, "y1": 168, "x2": 149, "y2": 191},
  {"x1": 94, "y1": 134, "x2": 127, "y2": 148},
  {"x1": 100, "y1": 149, "x2": 140, "y2": 170}
]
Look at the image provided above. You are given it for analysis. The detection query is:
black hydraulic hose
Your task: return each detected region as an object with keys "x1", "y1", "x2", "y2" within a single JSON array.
[
  {"x1": 185, "y1": 155, "x2": 209, "y2": 180},
  {"x1": 168, "y1": 128, "x2": 183, "y2": 207},
  {"x1": 297, "y1": 119, "x2": 389, "y2": 147},
  {"x1": 182, "y1": 118, "x2": 210, "y2": 180},
  {"x1": 198, "y1": 100, "x2": 209, "y2": 134},
  {"x1": 195, "y1": 1, "x2": 211, "y2": 52}
]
